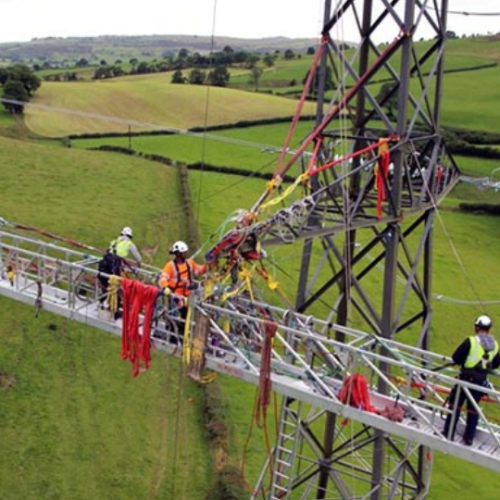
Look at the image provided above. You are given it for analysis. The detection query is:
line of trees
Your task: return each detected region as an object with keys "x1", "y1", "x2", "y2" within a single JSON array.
[
  {"x1": 91, "y1": 46, "x2": 279, "y2": 82},
  {"x1": 0, "y1": 65, "x2": 41, "y2": 114}
]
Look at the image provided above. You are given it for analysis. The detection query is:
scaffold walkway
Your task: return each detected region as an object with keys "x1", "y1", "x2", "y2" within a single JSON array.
[{"x1": 2, "y1": 228, "x2": 500, "y2": 473}]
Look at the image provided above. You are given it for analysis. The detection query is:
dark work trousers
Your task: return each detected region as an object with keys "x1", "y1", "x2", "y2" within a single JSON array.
[
  {"x1": 443, "y1": 378, "x2": 485, "y2": 441},
  {"x1": 169, "y1": 298, "x2": 188, "y2": 346}
]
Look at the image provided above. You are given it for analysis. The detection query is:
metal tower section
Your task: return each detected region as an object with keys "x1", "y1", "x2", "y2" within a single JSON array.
[{"x1": 251, "y1": 0, "x2": 460, "y2": 499}]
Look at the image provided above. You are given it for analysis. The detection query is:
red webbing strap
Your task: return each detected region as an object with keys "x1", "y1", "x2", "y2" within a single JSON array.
[
  {"x1": 255, "y1": 321, "x2": 277, "y2": 427},
  {"x1": 307, "y1": 136, "x2": 324, "y2": 173},
  {"x1": 13, "y1": 222, "x2": 100, "y2": 252},
  {"x1": 376, "y1": 150, "x2": 390, "y2": 219}
]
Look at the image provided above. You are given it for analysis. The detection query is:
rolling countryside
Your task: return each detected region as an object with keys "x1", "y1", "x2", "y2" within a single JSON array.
[{"x1": 1, "y1": 31, "x2": 500, "y2": 500}]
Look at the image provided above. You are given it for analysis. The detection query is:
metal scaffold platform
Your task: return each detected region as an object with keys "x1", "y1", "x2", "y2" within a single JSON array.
[{"x1": 2, "y1": 228, "x2": 500, "y2": 480}]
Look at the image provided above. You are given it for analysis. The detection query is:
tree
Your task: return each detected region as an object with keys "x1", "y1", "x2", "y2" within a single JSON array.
[
  {"x1": 0, "y1": 65, "x2": 41, "y2": 96},
  {"x1": 244, "y1": 54, "x2": 260, "y2": 69},
  {"x1": 307, "y1": 46, "x2": 316, "y2": 55},
  {"x1": 171, "y1": 69, "x2": 185, "y2": 84},
  {"x1": 284, "y1": 49, "x2": 295, "y2": 60},
  {"x1": 188, "y1": 68, "x2": 206, "y2": 85},
  {"x1": 302, "y1": 65, "x2": 335, "y2": 95},
  {"x1": 76, "y1": 58, "x2": 89, "y2": 67},
  {"x1": 2, "y1": 80, "x2": 29, "y2": 114},
  {"x1": 262, "y1": 53, "x2": 275, "y2": 67},
  {"x1": 248, "y1": 65, "x2": 264, "y2": 91},
  {"x1": 207, "y1": 65, "x2": 230, "y2": 87},
  {"x1": 136, "y1": 61, "x2": 150, "y2": 74}
]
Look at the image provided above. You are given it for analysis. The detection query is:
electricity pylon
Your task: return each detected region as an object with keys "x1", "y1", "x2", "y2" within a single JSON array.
[{"x1": 251, "y1": 0, "x2": 460, "y2": 498}]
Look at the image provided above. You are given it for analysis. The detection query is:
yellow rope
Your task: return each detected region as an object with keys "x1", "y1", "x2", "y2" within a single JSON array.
[
  {"x1": 260, "y1": 172, "x2": 310, "y2": 210},
  {"x1": 182, "y1": 304, "x2": 193, "y2": 365},
  {"x1": 7, "y1": 267, "x2": 15, "y2": 286},
  {"x1": 107, "y1": 275, "x2": 121, "y2": 313},
  {"x1": 200, "y1": 371, "x2": 217, "y2": 384}
]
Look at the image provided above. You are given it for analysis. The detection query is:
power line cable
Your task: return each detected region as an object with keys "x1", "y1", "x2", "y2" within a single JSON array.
[
  {"x1": 195, "y1": 0, "x2": 219, "y2": 230},
  {"x1": 445, "y1": 9, "x2": 500, "y2": 16}
]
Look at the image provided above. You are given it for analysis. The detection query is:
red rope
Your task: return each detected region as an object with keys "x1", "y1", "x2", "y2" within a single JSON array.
[
  {"x1": 255, "y1": 321, "x2": 277, "y2": 427},
  {"x1": 121, "y1": 278, "x2": 158, "y2": 377},
  {"x1": 338, "y1": 373, "x2": 377, "y2": 413}
]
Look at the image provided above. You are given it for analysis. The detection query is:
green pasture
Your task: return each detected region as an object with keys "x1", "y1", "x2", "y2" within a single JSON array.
[
  {"x1": 71, "y1": 120, "x2": 321, "y2": 175},
  {"x1": 439, "y1": 66, "x2": 500, "y2": 132},
  {"x1": 0, "y1": 135, "x2": 183, "y2": 256},
  {"x1": 0, "y1": 135, "x2": 214, "y2": 500},
  {"x1": 231, "y1": 37, "x2": 496, "y2": 93},
  {"x1": 0, "y1": 302, "x2": 211, "y2": 500},
  {"x1": 24, "y1": 75, "x2": 316, "y2": 137}
]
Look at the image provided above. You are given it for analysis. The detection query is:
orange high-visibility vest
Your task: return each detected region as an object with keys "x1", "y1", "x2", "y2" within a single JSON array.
[{"x1": 159, "y1": 258, "x2": 206, "y2": 296}]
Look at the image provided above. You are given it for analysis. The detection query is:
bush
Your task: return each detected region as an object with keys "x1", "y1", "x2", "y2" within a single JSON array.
[
  {"x1": 205, "y1": 465, "x2": 247, "y2": 500},
  {"x1": 458, "y1": 203, "x2": 500, "y2": 215},
  {"x1": 203, "y1": 381, "x2": 228, "y2": 445}
]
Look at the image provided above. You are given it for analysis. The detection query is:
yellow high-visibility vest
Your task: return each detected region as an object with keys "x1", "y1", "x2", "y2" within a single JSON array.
[{"x1": 464, "y1": 335, "x2": 499, "y2": 369}]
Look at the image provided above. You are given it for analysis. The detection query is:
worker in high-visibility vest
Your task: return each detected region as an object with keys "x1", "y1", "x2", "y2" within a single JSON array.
[
  {"x1": 98, "y1": 227, "x2": 142, "y2": 319},
  {"x1": 158, "y1": 241, "x2": 206, "y2": 343},
  {"x1": 109, "y1": 226, "x2": 142, "y2": 268},
  {"x1": 443, "y1": 315, "x2": 500, "y2": 445},
  {"x1": 159, "y1": 241, "x2": 206, "y2": 297}
]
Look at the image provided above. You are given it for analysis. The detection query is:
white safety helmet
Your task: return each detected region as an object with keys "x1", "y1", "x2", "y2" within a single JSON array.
[
  {"x1": 475, "y1": 315, "x2": 492, "y2": 330},
  {"x1": 121, "y1": 226, "x2": 133, "y2": 238},
  {"x1": 170, "y1": 240, "x2": 189, "y2": 254}
]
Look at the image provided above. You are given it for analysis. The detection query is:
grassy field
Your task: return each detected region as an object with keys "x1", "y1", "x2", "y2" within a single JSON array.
[
  {"x1": 0, "y1": 301, "x2": 211, "y2": 500},
  {"x1": 24, "y1": 74, "x2": 317, "y2": 137},
  {"x1": 0, "y1": 135, "x2": 218, "y2": 500}
]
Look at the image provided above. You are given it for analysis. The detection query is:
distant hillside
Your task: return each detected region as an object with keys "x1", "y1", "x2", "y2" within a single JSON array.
[{"x1": 0, "y1": 34, "x2": 320, "y2": 66}]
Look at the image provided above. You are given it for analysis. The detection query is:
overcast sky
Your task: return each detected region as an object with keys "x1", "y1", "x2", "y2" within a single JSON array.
[{"x1": 0, "y1": 0, "x2": 498, "y2": 44}]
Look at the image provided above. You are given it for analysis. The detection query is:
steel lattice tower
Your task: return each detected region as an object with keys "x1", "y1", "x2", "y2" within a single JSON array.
[{"x1": 251, "y1": 0, "x2": 461, "y2": 499}]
